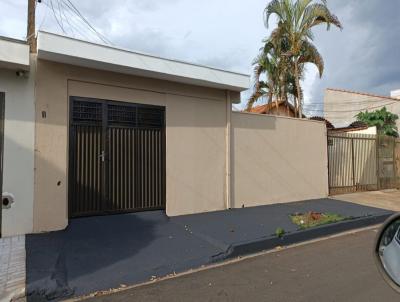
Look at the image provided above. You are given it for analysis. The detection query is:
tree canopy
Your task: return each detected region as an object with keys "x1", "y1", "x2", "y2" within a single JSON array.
[{"x1": 356, "y1": 107, "x2": 399, "y2": 137}]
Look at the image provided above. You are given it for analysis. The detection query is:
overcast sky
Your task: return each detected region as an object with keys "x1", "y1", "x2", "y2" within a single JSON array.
[{"x1": 1, "y1": 0, "x2": 399, "y2": 113}]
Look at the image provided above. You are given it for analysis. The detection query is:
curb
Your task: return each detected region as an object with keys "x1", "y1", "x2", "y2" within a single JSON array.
[{"x1": 221, "y1": 213, "x2": 392, "y2": 260}]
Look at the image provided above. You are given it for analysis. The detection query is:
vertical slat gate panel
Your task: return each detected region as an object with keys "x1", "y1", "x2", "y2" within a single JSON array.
[
  {"x1": 328, "y1": 133, "x2": 381, "y2": 195},
  {"x1": 117, "y1": 127, "x2": 121, "y2": 211},
  {"x1": 142, "y1": 129, "x2": 144, "y2": 208},
  {"x1": 78, "y1": 126, "x2": 83, "y2": 214},
  {"x1": 123, "y1": 128, "x2": 127, "y2": 210},
  {"x1": 151, "y1": 130, "x2": 154, "y2": 208},
  {"x1": 145, "y1": 129, "x2": 149, "y2": 208},
  {"x1": 106, "y1": 108, "x2": 165, "y2": 212},
  {"x1": 139, "y1": 129, "x2": 144, "y2": 209},
  {"x1": 69, "y1": 99, "x2": 104, "y2": 217},
  {"x1": 111, "y1": 128, "x2": 115, "y2": 210},
  {"x1": 69, "y1": 98, "x2": 165, "y2": 217},
  {"x1": 70, "y1": 124, "x2": 103, "y2": 216},
  {"x1": 108, "y1": 128, "x2": 112, "y2": 211}
]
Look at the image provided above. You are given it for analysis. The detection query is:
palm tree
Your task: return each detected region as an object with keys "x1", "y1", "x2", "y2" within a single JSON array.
[
  {"x1": 265, "y1": 0, "x2": 342, "y2": 117},
  {"x1": 247, "y1": 37, "x2": 294, "y2": 113},
  {"x1": 246, "y1": 45, "x2": 278, "y2": 112}
]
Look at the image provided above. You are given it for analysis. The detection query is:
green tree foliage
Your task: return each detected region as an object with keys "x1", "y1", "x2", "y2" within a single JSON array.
[
  {"x1": 248, "y1": 0, "x2": 342, "y2": 117},
  {"x1": 356, "y1": 107, "x2": 399, "y2": 137}
]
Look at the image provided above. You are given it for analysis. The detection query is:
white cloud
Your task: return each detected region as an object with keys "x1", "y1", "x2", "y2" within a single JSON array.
[{"x1": 1, "y1": 0, "x2": 398, "y2": 111}]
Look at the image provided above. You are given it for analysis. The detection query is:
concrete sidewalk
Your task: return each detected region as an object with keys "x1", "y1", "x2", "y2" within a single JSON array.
[
  {"x1": 0, "y1": 236, "x2": 26, "y2": 302},
  {"x1": 25, "y1": 198, "x2": 393, "y2": 301},
  {"x1": 333, "y1": 190, "x2": 400, "y2": 211}
]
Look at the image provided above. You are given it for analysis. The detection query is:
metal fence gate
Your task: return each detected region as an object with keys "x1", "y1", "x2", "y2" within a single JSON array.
[
  {"x1": 328, "y1": 132, "x2": 400, "y2": 195},
  {"x1": 69, "y1": 97, "x2": 166, "y2": 217},
  {"x1": 377, "y1": 135, "x2": 399, "y2": 190}
]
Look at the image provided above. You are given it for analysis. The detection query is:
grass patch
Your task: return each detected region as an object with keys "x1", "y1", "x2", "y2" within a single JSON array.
[
  {"x1": 290, "y1": 212, "x2": 348, "y2": 230},
  {"x1": 275, "y1": 227, "x2": 286, "y2": 238}
]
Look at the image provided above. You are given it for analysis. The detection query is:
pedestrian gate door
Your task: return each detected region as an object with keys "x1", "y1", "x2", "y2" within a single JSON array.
[
  {"x1": 69, "y1": 97, "x2": 166, "y2": 217},
  {"x1": 328, "y1": 132, "x2": 400, "y2": 195}
]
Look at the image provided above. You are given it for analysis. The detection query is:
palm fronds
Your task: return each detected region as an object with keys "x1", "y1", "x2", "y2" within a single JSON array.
[{"x1": 247, "y1": 0, "x2": 341, "y2": 116}]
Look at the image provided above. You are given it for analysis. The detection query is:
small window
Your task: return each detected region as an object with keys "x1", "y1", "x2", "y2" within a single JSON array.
[
  {"x1": 72, "y1": 100, "x2": 102, "y2": 124},
  {"x1": 108, "y1": 104, "x2": 137, "y2": 126}
]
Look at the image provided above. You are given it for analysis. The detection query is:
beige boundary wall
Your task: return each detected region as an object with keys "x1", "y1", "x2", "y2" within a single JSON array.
[
  {"x1": 231, "y1": 112, "x2": 329, "y2": 208},
  {"x1": 34, "y1": 59, "x2": 240, "y2": 232}
]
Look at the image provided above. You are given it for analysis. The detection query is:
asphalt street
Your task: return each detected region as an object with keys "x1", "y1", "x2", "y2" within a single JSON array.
[{"x1": 84, "y1": 227, "x2": 400, "y2": 302}]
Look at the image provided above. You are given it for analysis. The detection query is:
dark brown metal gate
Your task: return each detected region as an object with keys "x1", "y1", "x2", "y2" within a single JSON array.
[{"x1": 69, "y1": 97, "x2": 166, "y2": 218}]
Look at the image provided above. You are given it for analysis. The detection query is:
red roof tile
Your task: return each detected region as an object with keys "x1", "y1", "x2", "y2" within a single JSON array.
[{"x1": 249, "y1": 100, "x2": 293, "y2": 114}]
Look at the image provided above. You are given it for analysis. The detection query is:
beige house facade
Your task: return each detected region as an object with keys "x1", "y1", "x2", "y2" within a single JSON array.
[
  {"x1": 33, "y1": 31, "x2": 248, "y2": 233},
  {"x1": 0, "y1": 32, "x2": 330, "y2": 236}
]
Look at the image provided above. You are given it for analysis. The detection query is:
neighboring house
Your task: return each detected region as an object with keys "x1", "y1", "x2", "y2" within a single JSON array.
[
  {"x1": 324, "y1": 88, "x2": 400, "y2": 129},
  {"x1": 309, "y1": 116, "x2": 335, "y2": 129},
  {"x1": 249, "y1": 100, "x2": 301, "y2": 117},
  {"x1": 0, "y1": 37, "x2": 34, "y2": 237},
  {"x1": 0, "y1": 32, "x2": 330, "y2": 237},
  {"x1": 329, "y1": 121, "x2": 377, "y2": 135},
  {"x1": 308, "y1": 116, "x2": 377, "y2": 135}
]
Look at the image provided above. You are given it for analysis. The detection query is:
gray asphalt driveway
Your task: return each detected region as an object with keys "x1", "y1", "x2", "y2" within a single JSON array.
[{"x1": 26, "y1": 212, "x2": 222, "y2": 301}]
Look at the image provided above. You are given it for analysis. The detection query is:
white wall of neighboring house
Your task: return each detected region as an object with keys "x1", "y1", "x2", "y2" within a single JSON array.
[
  {"x1": 391, "y1": 90, "x2": 400, "y2": 99},
  {"x1": 324, "y1": 88, "x2": 400, "y2": 129},
  {"x1": 352, "y1": 126, "x2": 377, "y2": 135},
  {"x1": 0, "y1": 52, "x2": 35, "y2": 237},
  {"x1": 0, "y1": 38, "x2": 30, "y2": 70}
]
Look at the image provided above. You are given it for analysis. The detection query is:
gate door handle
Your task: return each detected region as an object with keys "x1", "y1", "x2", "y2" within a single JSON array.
[{"x1": 99, "y1": 151, "x2": 105, "y2": 162}]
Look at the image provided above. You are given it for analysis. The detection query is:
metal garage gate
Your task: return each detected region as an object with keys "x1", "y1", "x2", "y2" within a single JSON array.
[{"x1": 68, "y1": 97, "x2": 166, "y2": 217}]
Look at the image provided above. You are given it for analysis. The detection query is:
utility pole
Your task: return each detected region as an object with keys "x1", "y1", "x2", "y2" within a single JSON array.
[{"x1": 27, "y1": 0, "x2": 37, "y2": 53}]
